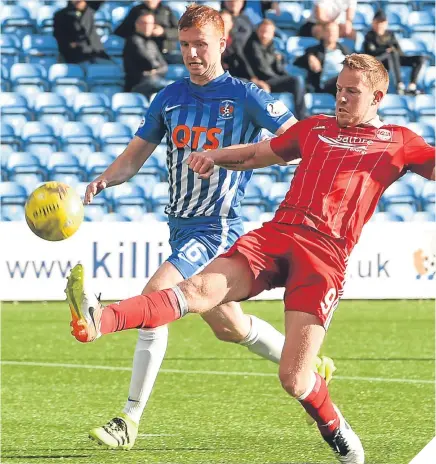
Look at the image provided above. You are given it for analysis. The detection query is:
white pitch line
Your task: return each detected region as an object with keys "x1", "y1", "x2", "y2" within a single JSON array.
[{"x1": 1, "y1": 361, "x2": 434, "y2": 385}]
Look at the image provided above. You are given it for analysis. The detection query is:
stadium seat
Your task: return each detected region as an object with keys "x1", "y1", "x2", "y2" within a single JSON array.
[
  {"x1": 379, "y1": 94, "x2": 411, "y2": 118},
  {"x1": 46, "y1": 152, "x2": 84, "y2": 179},
  {"x1": 99, "y1": 122, "x2": 132, "y2": 151},
  {"x1": 1, "y1": 204, "x2": 25, "y2": 221},
  {"x1": 0, "y1": 92, "x2": 32, "y2": 134},
  {"x1": 22, "y1": 34, "x2": 59, "y2": 67},
  {"x1": 21, "y1": 121, "x2": 59, "y2": 152},
  {"x1": 50, "y1": 172, "x2": 83, "y2": 187},
  {"x1": 0, "y1": 5, "x2": 35, "y2": 39},
  {"x1": 412, "y1": 211, "x2": 435, "y2": 222},
  {"x1": 149, "y1": 182, "x2": 170, "y2": 213},
  {"x1": 384, "y1": 203, "x2": 417, "y2": 221},
  {"x1": 115, "y1": 204, "x2": 147, "y2": 221},
  {"x1": 420, "y1": 182, "x2": 436, "y2": 210},
  {"x1": 242, "y1": 184, "x2": 269, "y2": 210},
  {"x1": 1, "y1": 64, "x2": 11, "y2": 91},
  {"x1": 407, "y1": 122, "x2": 435, "y2": 145},
  {"x1": 102, "y1": 35, "x2": 125, "y2": 65},
  {"x1": 381, "y1": 182, "x2": 417, "y2": 210},
  {"x1": 136, "y1": 155, "x2": 166, "y2": 183},
  {"x1": 73, "y1": 92, "x2": 112, "y2": 136},
  {"x1": 86, "y1": 63, "x2": 124, "y2": 98},
  {"x1": 84, "y1": 206, "x2": 107, "y2": 222},
  {"x1": 33, "y1": 92, "x2": 72, "y2": 130},
  {"x1": 9, "y1": 63, "x2": 49, "y2": 96},
  {"x1": 101, "y1": 212, "x2": 130, "y2": 222},
  {"x1": 268, "y1": 182, "x2": 289, "y2": 209},
  {"x1": 0, "y1": 33, "x2": 21, "y2": 67},
  {"x1": 111, "y1": 183, "x2": 149, "y2": 213},
  {"x1": 0, "y1": 181, "x2": 28, "y2": 205},
  {"x1": 259, "y1": 211, "x2": 274, "y2": 223},
  {"x1": 266, "y1": 3, "x2": 303, "y2": 32},
  {"x1": 165, "y1": 64, "x2": 189, "y2": 80},
  {"x1": 49, "y1": 63, "x2": 87, "y2": 105},
  {"x1": 304, "y1": 93, "x2": 336, "y2": 115},
  {"x1": 61, "y1": 122, "x2": 97, "y2": 152},
  {"x1": 5, "y1": 152, "x2": 45, "y2": 179},
  {"x1": 84, "y1": 152, "x2": 116, "y2": 179},
  {"x1": 286, "y1": 37, "x2": 319, "y2": 58},
  {"x1": 407, "y1": 11, "x2": 435, "y2": 34},
  {"x1": 272, "y1": 92, "x2": 295, "y2": 114},
  {"x1": 251, "y1": 173, "x2": 274, "y2": 197},
  {"x1": 240, "y1": 205, "x2": 263, "y2": 222},
  {"x1": 111, "y1": 5, "x2": 130, "y2": 30},
  {"x1": 352, "y1": 11, "x2": 370, "y2": 32},
  {"x1": 398, "y1": 38, "x2": 427, "y2": 57},
  {"x1": 94, "y1": 9, "x2": 112, "y2": 37},
  {"x1": 36, "y1": 5, "x2": 57, "y2": 34},
  {"x1": 1, "y1": 123, "x2": 21, "y2": 151},
  {"x1": 370, "y1": 211, "x2": 404, "y2": 222},
  {"x1": 414, "y1": 94, "x2": 435, "y2": 121},
  {"x1": 140, "y1": 212, "x2": 167, "y2": 223},
  {"x1": 402, "y1": 172, "x2": 429, "y2": 197}
]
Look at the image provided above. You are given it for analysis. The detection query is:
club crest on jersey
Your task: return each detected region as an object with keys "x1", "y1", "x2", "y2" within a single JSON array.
[
  {"x1": 219, "y1": 100, "x2": 235, "y2": 119},
  {"x1": 376, "y1": 128, "x2": 392, "y2": 141},
  {"x1": 267, "y1": 101, "x2": 288, "y2": 117}
]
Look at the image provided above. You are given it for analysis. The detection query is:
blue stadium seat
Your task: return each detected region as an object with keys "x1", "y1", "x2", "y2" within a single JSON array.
[
  {"x1": 49, "y1": 63, "x2": 87, "y2": 105},
  {"x1": 352, "y1": 11, "x2": 370, "y2": 32},
  {"x1": 140, "y1": 212, "x2": 167, "y2": 223},
  {"x1": 46, "y1": 152, "x2": 83, "y2": 179},
  {"x1": 242, "y1": 184, "x2": 269, "y2": 210},
  {"x1": 370, "y1": 211, "x2": 404, "y2": 222},
  {"x1": 50, "y1": 172, "x2": 83, "y2": 187},
  {"x1": 86, "y1": 63, "x2": 124, "y2": 98},
  {"x1": 407, "y1": 122, "x2": 435, "y2": 145},
  {"x1": 149, "y1": 182, "x2": 170, "y2": 213},
  {"x1": 268, "y1": 182, "x2": 289, "y2": 209},
  {"x1": 402, "y1": 172, "x2": 429, "y2": 197},
  {"x1": 379, "y1": 94, "x2": 411, "y2": 118},
  {"x1": 36, "y1": 5, "x2": 57, "y2": 34},
  {"x1": 267, "y1": 3, "x2": 303, "y2": 31},
  {"x1": 241, "y1": 205, "x2": 263, "y2": 222},
  {"x1": 0, "y1": 92, "x2": 32, "y2": 134},
  {"x1": 0, "y1": 5, "x2": 35, "y2": 39},
  {"x1": 115, "y1": 204, "x2": 147, "y2": 221},
  {"x1": 84, "y1": 206, "x2": 107, "y2": 222},
  {"x1": 0, "y1": 33, "x2": 21, "y2": 67},
  {"x1": 111, "y1": 182, "x2": 148, "y2": 211},
  {"x1": 99, "y1": 122, "x2": 131, "y2": 149},
  {"x1": 100, "y1": 212, "x2": 130, "y2": 222},
  {"x1": 61, "y1": 122, "x2": 97, "y2": 151},
  {"x1": 9, "y1": 63, "x2": 49, "y2": 96},
  {"x1": 22, "y1": 34, "x2": 58, "y2": 67},
  {"x1": 0, "y1": 181, "x2": 28, "y2": 205},
  {"x1": 384, "y1": 12, "x2": 408, "y2": 36},
  {"x1": 1, "y1": 204, "x2": 26, "y2": 221},
  {"x1": 136, "y1": 155, "x2": 166, "y2": 183},
  {"x1": 259, "y1": 211, "x2": 274, "y2": 223},
  {"x1": 398, "y1": 38, "x2": 427, "y2": 57},
  {"x1": 381, "y1": 182, "x2": 417, "y2": 210},
  {"x1": 1, "y1": 64, "x2": 11, "y2": 91},
  {"x1": 85, "y1": 152, "x2": 116, "y2": 179},
  {"x1": 271, "y1": 92, "x2": 295, "y2": 114},
  {"x1": 33, "y1": 92, "x2": 72, "y2": 129},
  {"x1": 165, "y1": 64, "x2": 189, "y2": 80},
  {"x1": 412, "y1": 211, "x2": 435, "y2": 222},
  {"x1": 5, "y1": 152, "x2": 45, "y2": 179},
  {"x1": 421, "y1": 182, "x2": 435, "y2": 210},
  {"x1": 102, "y1": 35, "x2": 125, "y2": 65},
  {"x1": 131, "y1": 174, "x2": 159, "y2": 196},
  {"x1": 384, "y1": 203, "x2": 417, "y2": 220},
  {"x1": 251, "y1": 172, "x2": 274, "y2": 197},
  {"x1": 111, "y1": 5, "x2": 130, "y2": 29},
  {"x1": 286, "y1": 37, "x2": 319, "y2": 58},
  {"x1": 414, "y1": 94, "x2": 435, "y2": 121},
  {"x1": 21, "y1": 121, "x2": 59, "y2": 152},
  {"x1": 94, "y1": 9, "x2": 112, "y2": 37},
  {"x1": 73, "y1": 92, "x2": 112, "y2": 136},
  {"x1": 1, "y1": 123, "x2": 21, "y2": 151},
  {"x1": 407, "y1": 11, "x2": 435, "y2": 34},
  {"x1": 112, "y1": 92, "x2": 149, "y2": 114},
  {"x1": 305, "y1": 93, "x2": 336, "y2": 115}
]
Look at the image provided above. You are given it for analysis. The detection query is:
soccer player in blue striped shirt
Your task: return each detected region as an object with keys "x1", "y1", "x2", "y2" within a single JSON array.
[{"x1": 82, "y1": 4, "x2": 333, "y2": 449}]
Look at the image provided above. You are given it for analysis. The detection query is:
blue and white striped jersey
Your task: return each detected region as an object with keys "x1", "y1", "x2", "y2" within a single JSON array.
[{"x1": 136, "y1": 71, "x2": 294, "y2": 219}]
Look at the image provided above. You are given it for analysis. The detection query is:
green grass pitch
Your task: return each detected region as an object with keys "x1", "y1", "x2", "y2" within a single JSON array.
[{"x1": 1, "y1": 300, "x2": 434, "y2": 463}]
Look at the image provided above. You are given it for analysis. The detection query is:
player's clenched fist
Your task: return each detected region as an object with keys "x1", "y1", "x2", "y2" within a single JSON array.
[
  {"x1": 84, "y1": 179, "x2": 107, "y2": 205},
  {"x1": 186, "y1": 152, "x2": 215, "y2": 180}
]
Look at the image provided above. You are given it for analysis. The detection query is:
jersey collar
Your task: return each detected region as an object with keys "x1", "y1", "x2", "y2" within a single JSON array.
[{"x1": 358, "y1": 116, "x2": 384, "y2": 128}]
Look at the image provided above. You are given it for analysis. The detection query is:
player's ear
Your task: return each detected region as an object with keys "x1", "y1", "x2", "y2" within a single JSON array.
[
  {"x1": 372, "y1": 90, "x2": 384, "y2": 105},
  {"x1": 220, "y1": 37, "x2": 226, "y2": 53}
]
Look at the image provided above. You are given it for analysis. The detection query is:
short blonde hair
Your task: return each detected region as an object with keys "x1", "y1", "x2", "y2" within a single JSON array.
[
  {"x1": 179, "y1": 4, "x2": 224, "y2": 36},
  {"x1": 343, "y1": 53, "x2": 389, "y2": 94}
]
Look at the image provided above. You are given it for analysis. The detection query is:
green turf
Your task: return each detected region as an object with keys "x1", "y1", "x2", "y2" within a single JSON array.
[{"x1": 1, "y1": 300, "x2": 434, "y2": 464}]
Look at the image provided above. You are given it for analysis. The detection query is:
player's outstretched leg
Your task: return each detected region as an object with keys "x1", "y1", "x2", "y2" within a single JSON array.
[{"x1": 65, "y1": 264, "x2": 103, "y2": 343}]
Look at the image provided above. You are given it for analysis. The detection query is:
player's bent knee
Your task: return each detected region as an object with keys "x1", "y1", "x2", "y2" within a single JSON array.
[
  {"x1": 209, "y1": 324, "x2": 246, "y2": 343},
  {"x1": 278, "y1": 370, "x2": 307, "y2": 398}
]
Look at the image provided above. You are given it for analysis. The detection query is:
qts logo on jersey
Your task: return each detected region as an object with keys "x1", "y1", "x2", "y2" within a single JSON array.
[{"x1": 172, "y1": 125, "x2": 222, "y2": 150}]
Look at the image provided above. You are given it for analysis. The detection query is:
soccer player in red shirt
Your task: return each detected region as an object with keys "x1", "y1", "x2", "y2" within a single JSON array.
[{"x1": 66, "y1": 54, "x2": 434, "y2": 463}]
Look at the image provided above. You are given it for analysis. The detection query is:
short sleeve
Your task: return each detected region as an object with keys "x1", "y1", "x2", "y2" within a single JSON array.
[
  {"x1": 245, "y1": 83, "x2": 295, "y2": 135},
  {"x1": 135, "y1": 89, "x2": 167, "y2": 144},
  {"x1": 403, "y1": 127, "x2": 435, "y2": 180}
]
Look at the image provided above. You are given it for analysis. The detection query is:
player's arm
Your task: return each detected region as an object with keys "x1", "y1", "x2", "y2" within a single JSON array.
[
  {"x1": 186, "y1": 122, "x2": 301, "y2": 179},
  {"x1": 403, "y1": 128, "x2": 436, "y2": 180},
  {"x1": 85, "y1": 137, "x2": 158, "y2": 204}
]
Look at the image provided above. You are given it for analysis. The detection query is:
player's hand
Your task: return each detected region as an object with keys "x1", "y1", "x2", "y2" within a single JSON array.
[
  {"x1": 186, "y1": 152, "x2": 215, "y2": 180},
  {"x1": 84, "y1": 179, "x2": 107, "y2": 205}
]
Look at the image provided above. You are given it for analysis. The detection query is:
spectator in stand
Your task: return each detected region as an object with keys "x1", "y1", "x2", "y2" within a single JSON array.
[
  {"x1": 123, "y1": 13, "x2": 169, "y2": 98},
  {"x1": 115, "y1": 0, "x2": 179, "y2": 54},
  {"x1": 244, "y1": 19, "x2": 306, "y2": 119},
  {"x1": 363, "y1": 9, "x2": 428, "y2": 95},
  {"x1": 220, "y1": 0, "x2": 254, "y2": 45},
  {"x1": 220, "y1": 10, "x2": 251, "y2": 79},
  {"x1": 294, "y1": 21, "x2": 350, "y2": 95},
  {"x1": 260, "y1": 1, "x2": 281, "y2": 17},
  {"x1": 299, "y1": 0, "x2": 356, "y2": 40},
  {"x1": 53, "y1": 0, "x2": 112, "y2": 64}
]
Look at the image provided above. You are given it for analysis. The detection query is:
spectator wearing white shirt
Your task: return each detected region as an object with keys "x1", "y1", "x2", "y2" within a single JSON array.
[{"x1": 299, "y1": 0, "x2": 356, "y2": 40}]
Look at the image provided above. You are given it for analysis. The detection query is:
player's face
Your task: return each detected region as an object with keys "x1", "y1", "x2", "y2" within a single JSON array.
[
  {"x1": 335, "y1": 67, "x2": 377, "y2": 127},
  {"x1": 179, "y1": 24, "x2": 225, "y2": 84}
]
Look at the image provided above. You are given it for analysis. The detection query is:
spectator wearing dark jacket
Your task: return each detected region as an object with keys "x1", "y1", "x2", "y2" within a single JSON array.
[
  {"x1": 53, "y1": 0, "x2": 111, "y2": 64},
  {"x1": 364, "y1": 9, "x2": 427, "y2": 95},
  {"x1": 220, "y1": 10, "x2": 251, "y2": 79},
  {"x1": 123, "y1": 13, "x2": 169, "y2": 97},
  {"x1": 115, "y1": 0, "x2": 179, "y2": 54},
  {"x1": 294, "y1": 21, "x2": 350, "y2": 95},
  {"x1": 220, "y1": 0, "x2": 254, "y2": 45},
  {"x1": 243, "y1": 19, "x2": 306, "y2": 119}
]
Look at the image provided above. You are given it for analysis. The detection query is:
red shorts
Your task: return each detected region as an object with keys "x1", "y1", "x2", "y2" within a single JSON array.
[{"x1": 221, "y1": 222, "x2": 348, "y2": 328}]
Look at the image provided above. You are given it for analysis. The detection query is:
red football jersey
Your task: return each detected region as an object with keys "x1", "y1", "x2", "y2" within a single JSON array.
[{"x1": 270, "y1": 115, "x2": 435, "y2": 253}]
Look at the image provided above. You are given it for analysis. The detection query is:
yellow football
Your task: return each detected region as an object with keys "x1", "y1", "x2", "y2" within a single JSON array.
[{"x1": 25, "y1": 182, "x2": 84, "y2": 241}]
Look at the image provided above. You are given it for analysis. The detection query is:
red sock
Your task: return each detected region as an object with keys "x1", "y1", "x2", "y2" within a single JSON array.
[
  {"x1": 100, "y1": 288, "x2": 182, "y2": 334},
  {"x1": 299, "y1": 372, "x2": 340, "y2": 436}
]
